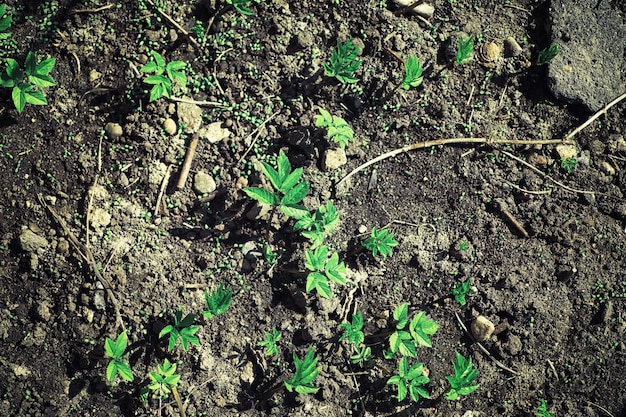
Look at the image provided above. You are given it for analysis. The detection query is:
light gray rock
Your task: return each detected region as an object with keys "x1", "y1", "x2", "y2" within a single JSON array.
[
  {"x1": 321, "y1": 148, "x2": 347, "y2": 171},
  {"x1": 19, "y1": 230, "x2": 49, "y2": 252},
  {"x1": 470, "y1": 315, "x2": 495, "y2": 341},
  {"x1": 176, "y1": 101, "x2": 203, "y2": 133},
  {"x1": 193, "y1": 171, "x2": 217, "y2": 195},
  {"x1": 104, "y1": 122, "x2": 123, "y2": 140},
  {"x1": 548, "y1": 0, "x2": 625, "y2": 111}
]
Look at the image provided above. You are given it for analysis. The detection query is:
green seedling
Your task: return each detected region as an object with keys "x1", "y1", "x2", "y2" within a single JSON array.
[
  {"x1": 445, "y1": 351, "x2": 480, "y2": 400},
  {"x1": 140, "y1": 51, "x2": 188, "y2": 102},
  {"x1": 243, "y1": 149, "x2": 310, "y2": 218},
  {"x1": 284, "y1": 346, "x2": 321, "y2": 394},
  {"x1": 362, "y1": 227, "x2": 399, "y2": 258},
  {"x1": 262, "y1": 242, "x2": 278, "y2": 264},
  {"x1": 323, "y1": 38, "x2": 362, "y2": 84},
  {"x1": 402, "y1": 55, "x2": 424, "y2": 90},
  {"x1": 458, "y1": 241, "x2": 469, "y2": 251},
  {"x1": 315, "y1": 107, "x2": 355, "y2": 149},
  {"x1": 104, "y1": 331, "x2": 134, "y2": 382},
  {"x1": 305, "y1": 244, "x2": 347, "y2": 298},
  {"x1": 560, "y1": 156, "x2": 577, "y2": 174},
  {"x1": 0, "y1": 4, "x2": 12, "y2": 39},
  {"x1": 159, "y1": 308, "x2": 200, "y2": 352},
  {"x1": 226, "y1": 0, "x2": 254, "y2": 15},
  {"x1": 258, "y1": 328, "x2": 282, "y2": 357},
  {"x1": 202, "y1": 282, "x2": 232, "y2": 319},
  {"x1": 452, "y1": 279, "x2": 471, "y2": 306},
  {"x1": 350, "y1": 345, "x2": 372, "y2": 366},
  {"x1": 339, "y1": 311, "x2": 365, "y2": 347},
  {"x1": 386, "y1": 303, "x2": 439, "y2": 358},
  {"x1": 537, "y1": 43, "x2": 559, "y2": 65},
  {"x1": 386, "y1": 357, "x2": 430, "y2": 402},
  {"x1": 292, "y1": 200, "x2": 339, "y2": 249},
  {"x1": 455, "y1": 35, "x2": 474, "y2": 65},
  {"x1": 140, "y1": 359, "x2": 184, "y2": 414},
  {"x1": 536, "y1": 399, "x2": 553, "y2": 417},
  {"x1": 0, "y1": 51, "x2": 56, "y2": 113}
]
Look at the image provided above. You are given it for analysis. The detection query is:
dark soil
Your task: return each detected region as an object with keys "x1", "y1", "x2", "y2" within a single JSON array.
[{"x1": 1, "y1": 0, "x2": 625, "y2": 416}]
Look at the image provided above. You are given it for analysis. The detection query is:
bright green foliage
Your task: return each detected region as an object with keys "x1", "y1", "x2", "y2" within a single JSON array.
[
  {"x1": 262, "y1": 242, "x2": 278, "y2": 264},
  {"x1": 291, "y1": 201, "x2": 339, "y2": 249},
  {"x1": 243, "y1": 149, "x2": 310, "y2": 217},
  {"x1": 362, "y1": 227, "x2": 399, "y2": 258},
  {"x1": 0, "y1": 4, "x2": 12, "y2": 39},
  {"x1": 536, "y1": 399, "x2": 553, "y2": 417},
  {"x1": 314, "y1": 108, "x2": 355, "y2": 149},
  {"x1": 0, "y1": 51, "x2": 56, "y2": 113},
  {"x1": 140, "y1": 359, "x2": 181, "y2": 403},
  {"x1": 323, "y1": 38, "x2": 362, "y2": 84},
  {"x1": 202, "y1": 283, "x2": 232, "y2": 319},
  {"x1": 104, "y1": 331, "x2": 134, "y2": 382},
  {"x1": 350, "y1": 345, "x2": 371, "y2": 366},
  {"x1": 159, "y1": 309, "x2": 200, "y2": 352},
  {"x1": 386, "y1": 303, "x2": 439, "y2": 358},
  {"x1": 537, "y1": 43, "x2": 559, "y2": 65},
  {"x1": 445, "y1": 351, "x2": 480, "y2": 400},
  {"x1": 455, "y1": 36, "x2": 474, "y2": 65},
  {"x1": 452, "y1": 279, "x2": 471, "y2": 306},
  {"x1": 258, "y1": 328, "x2": 282, "y2": 356},
  {"x1": 226, "y1": 0, "x2": 254, "y2": 15},
  {"x1": 339, "y1": 312, "x2": 365, "y2": 346},
  {"x1": 560, "y1": 156, "x2": 577, "y2": 174},
  {"x1": 402, "y1": 55, "x2": 423, "y2": 90},
  {"x1": 386, "y1": 357, "x2": 430, "y2": 402},
  {"x1": 284, "y1": 346, "x2": 320, "y2": 394},
  {"x1": 304, "y1": 245, "x2": 347, "y2": 298},
  {"x1": 140, "y1": 51, "x2": 188, "y2": 102},
  {"x1": 409, "y1": 311, "x2": 439, "y2": 348}
]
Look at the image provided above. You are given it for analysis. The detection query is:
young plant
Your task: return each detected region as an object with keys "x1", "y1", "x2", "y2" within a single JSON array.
[
  {"x1": 362, "y1": 227, "x2": 399, "y2": 258},
  {"x1": 452, "y1": 279, "x2": 471, "y2": 306},
  {"x1": 104, "y1": 331, "x2": 134, "y2": 382},
  {"x1": 258, "y1": 328, "x2": 282, "y2": 357},
  {"x1": 202, "y1": 282, "x2": 232, "y2": 319},
  {"x1": 537, "y1": 43, "x2": 559, "y2": 65},
  {"x1": 262, "y1": 242, "x2": 278, "y2": 264},
  {"x1": 284, "y1": 346, "x2": 320, "y2": 394},
  {"x1": 225, "y1": 0, "x2": 254, "y2": 15},
  {"x1": 0, "y1": 4, "x2": 12, "y2": 39},
  {"x1": 0, "y1": 51, "x2": 56, "y2": 113},
  {"x1": 339, "y1": 311, "x2": 365, "y2": 347},
  {"x1": 243, "y1": 149, "x2": 310, "y2": 218},
  {"x1": 140, "y1": 359, "x2": 183, "y2": 413},
  {"x1": 159, "y1": 308, "x2": 200, "y2": 352},
  {"x1": 402, "y1": 55, "x2": 424, "y2": 90},
  {"x1": 350, "y1": 345, "x2": 372, "y2": 367},
  {"x1": 386, "y1": 357, "x2": 430, "y2": 402},
  {"x1": 292, "y1": 200, "x2": 339, "y2": 249},
  {"x1": 455, "y1": 35, "x2": 474, "y2": 65},
  {"x1": 323, "y1": 38, "x2": 362, "y2": 84},
  {"x1": 536, "y1": 399, "x2": 553, "y2": 417},
  {"x1": 560, "y1": 156, "x2": 577, "y2": 174},
  {"x1": 315, "y1": 108, "x2": 355, "y2": 149},
  {"x1": 445, "y1": 351, "x2": 480, "y2": 400},
  {"x1": 386, "y1": 303, "x2": 439, "y2": 358},
  {"x1": 140, "y1": 50, "x2": 188, "y2": 102},
  {"x1": 305, "y1": 244, "x2": 347, "y2": 299}
]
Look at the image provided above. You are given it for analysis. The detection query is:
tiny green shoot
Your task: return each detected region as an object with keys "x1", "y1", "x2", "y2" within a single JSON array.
[
  {"x1": 305, "y1": 245, "x2": 347, "y2": 298},
  {"x1": 323, "y1": 38, "x2": 362, "y2": 84},
  {"x1": 284, "y1": 346, "x2": 321, "y2": 394},
  {"x1": 536, "y1": 399, "x2": 553, "y2": 417},
  {"x1": 445, "y1": 351, "x2": 480, "y2": 400},
  {"x1": 315, "y1": 107, "x2": 355, "y2": 149},
  {"x1": 0, "y1": 51, "x2": 56, "y2": 113},
  {"x1": 258, "y1": 328, "x2": 282, "y2": 357},
  {"x1": 104, "y1": 331, "x2": 134, "y2": 382},
  {"x1": 225, "y1": 0, "x2": 254, "y2": 15},
  {"x1": 455, "y1": 36, "x2": 474, "y2": 65},
  {"x1": 386, "y1": 357, "x2": 430, "y2": 402},
  {"x1": 560, "y1": 156, "x2": 577, "y2": 174},
  {"x1": 262, "y1": 242, "x2": 278, "y2": 264},
  {"x1": 402, "y1": 55, "x2": 424, "y2": 90},
  {"x1": 0, "y1": 4, "x2": 12, "y2": 39},
  {"x1": 159, "y1": 308, "x2": 200, "y2": 352},
  {"x1": 350, "y1": 345, "x2": 372, "y2": 366},
  {"x1": 452, "y1": 279, "x2": 471, "y2": 306},
  {"x1": 537, "y1": 43, "x2": 559, "y2": 65},
  {"x1": 362, "y1": 227, "x2": 399, "y2": 258},
  {"x1": 140, "y1": 359, "x2": 181, "y2": 403},
  {"x1": 386, "y1": 303, "x2": 439, "y2": 358},
  {"x1": 140, "y1": 51, "x2": 188, "y2": 102},
  {"x1": 292, "y1": 200, "x2": 339, "y2": 249},
  {"x1": 202, "y1": 283, "x2": 232, "y2": 319},
  {"x1": 339, "y1": 311, "x2": 365, "y2": 347}
]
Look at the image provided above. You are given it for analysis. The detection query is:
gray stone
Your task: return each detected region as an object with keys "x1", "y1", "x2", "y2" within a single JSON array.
[
  {"x1": 548, "y1": 0, "x2": 625, "y2": 111},
  {"x1": 470, "y1": 315, "x2": 495, "y2": 341},
  {"x1": 176, "y1": 101, "x2": 203, "y2": 133},
  {"x1": 198, "y1": 121, "x2": 230, "y2": 143},
  {"x1": 193, "y1": 171, "x2": 217, "y2": 195},
  {"x1": 18, "y1": 229, "x2": 49, "y2": 252},
  {"x1": 104, "y1": 122, "x2": 123, "y2": 140},
  {"x1": 321, "y1": 148, "x2": 347, "y2": 171}
]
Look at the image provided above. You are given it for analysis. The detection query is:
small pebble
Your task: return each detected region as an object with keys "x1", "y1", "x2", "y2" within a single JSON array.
[
  {"x1": 163, "y1": 118, "x2": 177, "y2": 135},
  {"x1": 104, "y1": 122, "x2": 123, "y2": 140},
  {"x1": 503, "y1": 36, "x2": 523, "y2": 57},
  {"x1": 471, "y1": 315, "x2": 495, "y2": 341}
]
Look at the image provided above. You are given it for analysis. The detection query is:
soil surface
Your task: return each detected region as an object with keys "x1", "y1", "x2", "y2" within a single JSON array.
[{"x1": 1, "y1": 0, "x2": 625, "y2": 416}]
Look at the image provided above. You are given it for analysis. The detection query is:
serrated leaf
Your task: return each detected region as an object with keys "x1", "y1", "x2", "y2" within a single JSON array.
[
  {"x1": 306, "y1": 272, "x2": 331, "y2": 298},
  {"x1": 276, "y1": 149, "x2": 291, "y2": 182},
  {"x1": 281, "y1": 182, "x2": 309, "y2": 205},
  {"x1": 35, "y1": 57, "x2": 56, "y2": 76},
  {"x1": 242, "y1": 187, "x2": 279, "y2": 205},
  {"x1": 116, "y1": 361, "x2": 134, "y2": 382},
  {"x1": 393, "y1": 302, "x2": 409, "y2": 328},
  {"x1": 315, "y1": 108, "x2": 332, "y2": 127},
  {"x1": 409, "y1": 311, "x2": 439, "y2": 348},
  {"x1": 24, "y1": 89, "x2": 47, "y2": 106},
  {"x1": 29, "y1": 73, "x2": 56, "y2": 88},
  {"x1": 260, "y1": 161, "x2": 281, "y2": 191},
  {"x1": 106, "y1": 361, "x2": 118, "y2": 381},
  {"x1": 140, "y1": 61, "x2": 158, "y2": 74},
  {"x1": 279, "y1": 167, "x2": 303, "y2": 193},
  {"x1": 283, "y1": 205, "x2": 311, "y2": 221}
]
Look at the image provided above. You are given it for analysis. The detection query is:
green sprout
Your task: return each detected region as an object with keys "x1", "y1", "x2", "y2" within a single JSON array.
[
  {"x1": 291, "y1": 200, "x2": 340, "y2": 249},
  {"x1": 140, "y1": 51, "x2": 188, "y2": 102},
  {"x1": 140, "y1": 359, "x2": 181, "y2": 405},
  {"x1": 0, "y1": 4, "x2": 12, "y2": 39},
  {"x1": 452, "y1": 279, "x2": 471, "y2": 306},
  {"x1": 339, "y1": 311, "x2": 365, "y2": 347},
  {"x1": 262, "y1": 242, "x2": 278, "y2": 264},
  {"x1": 284, "y1": 346, "x2": 321, "y2": 394},
  {"x1": 402, "y1": 55, "x2": 424, "y2": 90},
  {"x1": 385, "y1": 303, "x2": 439, "y2": 358},
  {"x1": 362, "y1": 227, "x2": 399, "y2": 258},
  {"x1": 258, "y1": 328, "x2": 282, "y2": 357},
  {"x1": 304, "y1": 244, "x2": 347, "y2": 299},
  {"x1": 350, "y1": 345, "x2": 372, "y2": 367},
  {"x1": 202, "y1": 283, "x2": 232, "y2": 319},
  {"x1": 104, "y1": 331, "x2": 134, "y2": 382},
  {"x1": 560, "y1": 156, "x2": 577, "y2": 174},
  {"x1": 243, "y1": 149, "x2": 310, "y2": 218},
  {"x1": 455, "y1": 35, "x2": 474, "y2": 65},
  {"x1": 225, "y1": 0, "x2": 254, "y2": 15},
  {"x1": 536, "y1": 399, "x2": 553, "y2": 417},
  {"x1": 323, "y1": 38, "x2": 362, "y2": 84},
  {"x1": 445, "y1": 351, "x2": 480, "y2": 400},
  {"x1": 159, "y1": 308, "x2": 200, "y2": 352},
  {"x1": 314, "y1": 107, "x2": 355, "y2": 149},
  {"x1": 386, "y1": 357, "x2": 430, "y2": 402},
  {"x1": 0, "y1": 51, "x2": 56, "y2": 113},
  {"x1": 537, "y1": 43, "x2": 559, "y2": 65}
]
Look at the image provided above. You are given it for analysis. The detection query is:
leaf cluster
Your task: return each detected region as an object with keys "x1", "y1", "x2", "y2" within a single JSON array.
[
  {"x1": 225, "y1": 0, "x2": 254, "y2": 15},
  {"x1": 202, "y1": 283, "x2": 232, "y2": 319},
  {"x1": 402, "y1": 55, "x2": 423, "y2": 90},
  {"x1": 305, "y1": 245, "x2": 346, "y2": 298},
  {"x1": 455, "y1": 36, "x2": 474, "y2": 65},
  {"x1": 291, "y1": 200, "x2": 339, "y2": 249},
  {"x1": 104, "y1": 331, "x2": 134, "y2": 382},
  {"x1": 444, "y1": 351, "x2": 480, "y2": 400},
  {"x1": 559, "y1": 156, "x2": 577, "y2": 174},
  {"x1": 140, "y1": 359, "x2": 181, "y2": 402},
  {"x1": 452, "y1": 279, "x2": 471, "y2": 306},
  {"x1": 0, "y1": 4, "x2": 11, "y2": 39},
  {"x1": 258, "y1": 328, "x2": 282, "y2": 357},
  {"x1": 537, "y1": 43, "x2": 559, "y2": 65},
  {"x1": 284, "y1": 346, "x2": 321, "y2": 394},
  {"x1": 362, "y1": 227, "x2": 399, "y2": 259},
  {"x1": 386, "y1": 357, "x2": 430, "y2": 402},
  {"x1": 140, "y1": 51, "x2": 188, "y2": 102},
  {"x1": 340, "y1": 312, "x2": 372, "y2": 366},
  {"x1": 315, "y1": 107, "x2": 355, "y2": 149},
  {"x1": 385, "y1": 303, "x2": 439, "y2": 358},
  {"x1": 0, "y1": 51, "x2": 56, "y2": 113},
  {"x1": 535, "y1": 399, "x2": 553, "y2": 417},
  {"x1": 159, "y1": 308, "x2": 200, "y2": 352},
  {"x1": 323, "y1": 38, "x2": 362, "y2": 84}
]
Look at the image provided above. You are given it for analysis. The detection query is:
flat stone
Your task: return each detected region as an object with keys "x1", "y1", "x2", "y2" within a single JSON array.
[
  {"x1": 18, "y1": 229, "x2": 49, "y2": 252},
  {"x1": 548, "y1": 0, "x2": 625, "y2": 111},
  {"x1": 176, "y1": 101, "x2": 203, "y2": 133},
  {"x1": 470, "y1": 315, "x2": 495, "y2": 341},
  {"x1": 198, "y1": 121, "x2": 230, "y2": 143},
  {"x1": 321, "y1": 148, "x2": 347, "y2": 171},
  {"x1": 193, "y1": 171, "x2": 217, "y2": 195}
]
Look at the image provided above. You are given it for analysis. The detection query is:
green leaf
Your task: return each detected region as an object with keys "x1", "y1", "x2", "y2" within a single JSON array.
[
  {"x1": 339, "y1": 312, "x2": 364, "y2": 346},
  {"x1": 456, "y1": 36, "x2": 474, "y2": 65},
  {"x1": 452, "y1": 279, "x2": 471, "y2": 306},
  {"x1": 243, "y1": 187, "x2": 279, "y2": 205},
  {"x1": 305, "y1": 246, "x2": 328, "y2": 272},
  {"x1": 402, "y1": 55, "x2": 423, "y2": 90},
  {"x1": 140, "y1": 61, "x2": 159, "y2": 74},
  {"x1": 280, "y1": 181, "x2": 309, "y2": 205},
  {"x1": 537, "y1": 43, "x2": 559, "y2": 65},
  {"x1": 28, "y1": 73, "x2": 55, "y2": 88},
  {"x1": 12, "y1": 84, "x2": 26, "y2": 113},
  {"x1": 276, "y1": 149, "x2": 291, "y2": 183},
  {"x1": 105, "y1": 331, "x2": 128, "y2": 359},
  {"x1": 389, "y1": 330, "x2": 416, "y2": 357},
  {"x1": 393, "y1": 302, "x2": 409, "y2": 329},
  {"x1": 24, "y1": 88, "x2": 47, "y2": 106},
  {"x1": 314, "y1": 108, "x2": 333, "y2": 127},
  {"x1": 203, "y1": 283, "x2": 232, "y2": 319},
  {"x1": 279, "y1": 167, "x2": 303, "y2": 193},
  {"x1": 409, "y1": 311, "x2": 439, "y2": 348},
  {"x1": 24, "y1": 51, "x2": 36, "y2": 75},
  {"x1": 324, "y1": 38, "x2": 361, "y2": 84},
  {"x1": 260, "y1": 161, "x2": 281, "y2": 191},
  {"x1": 362, "y1": 227, "x2": 399, "y2": 258},
  {"x1": 284, "y1": 347, "x2": 320, "y2": 394},
  {"x1": 116, "y1": 361, "x2": 134, "y2": 382},
  {"x1": 324, "y1": 252, "x2": 346, "y2": 285},
  {"x1": 34, "y1": 57, "x2": 56, "y2": 76},
  {"x1": 281, "y1": 205, "x2": 310, "y2": 220},
  {"x1": 445, "y1": 351, "x2": 479, "y2": 400},
  {"x1": 306, "y1": 271, "x2": 331, "y2": 298},
  {"x1": 106, "y1": 361, "x2": 118, "y2": 381}
]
